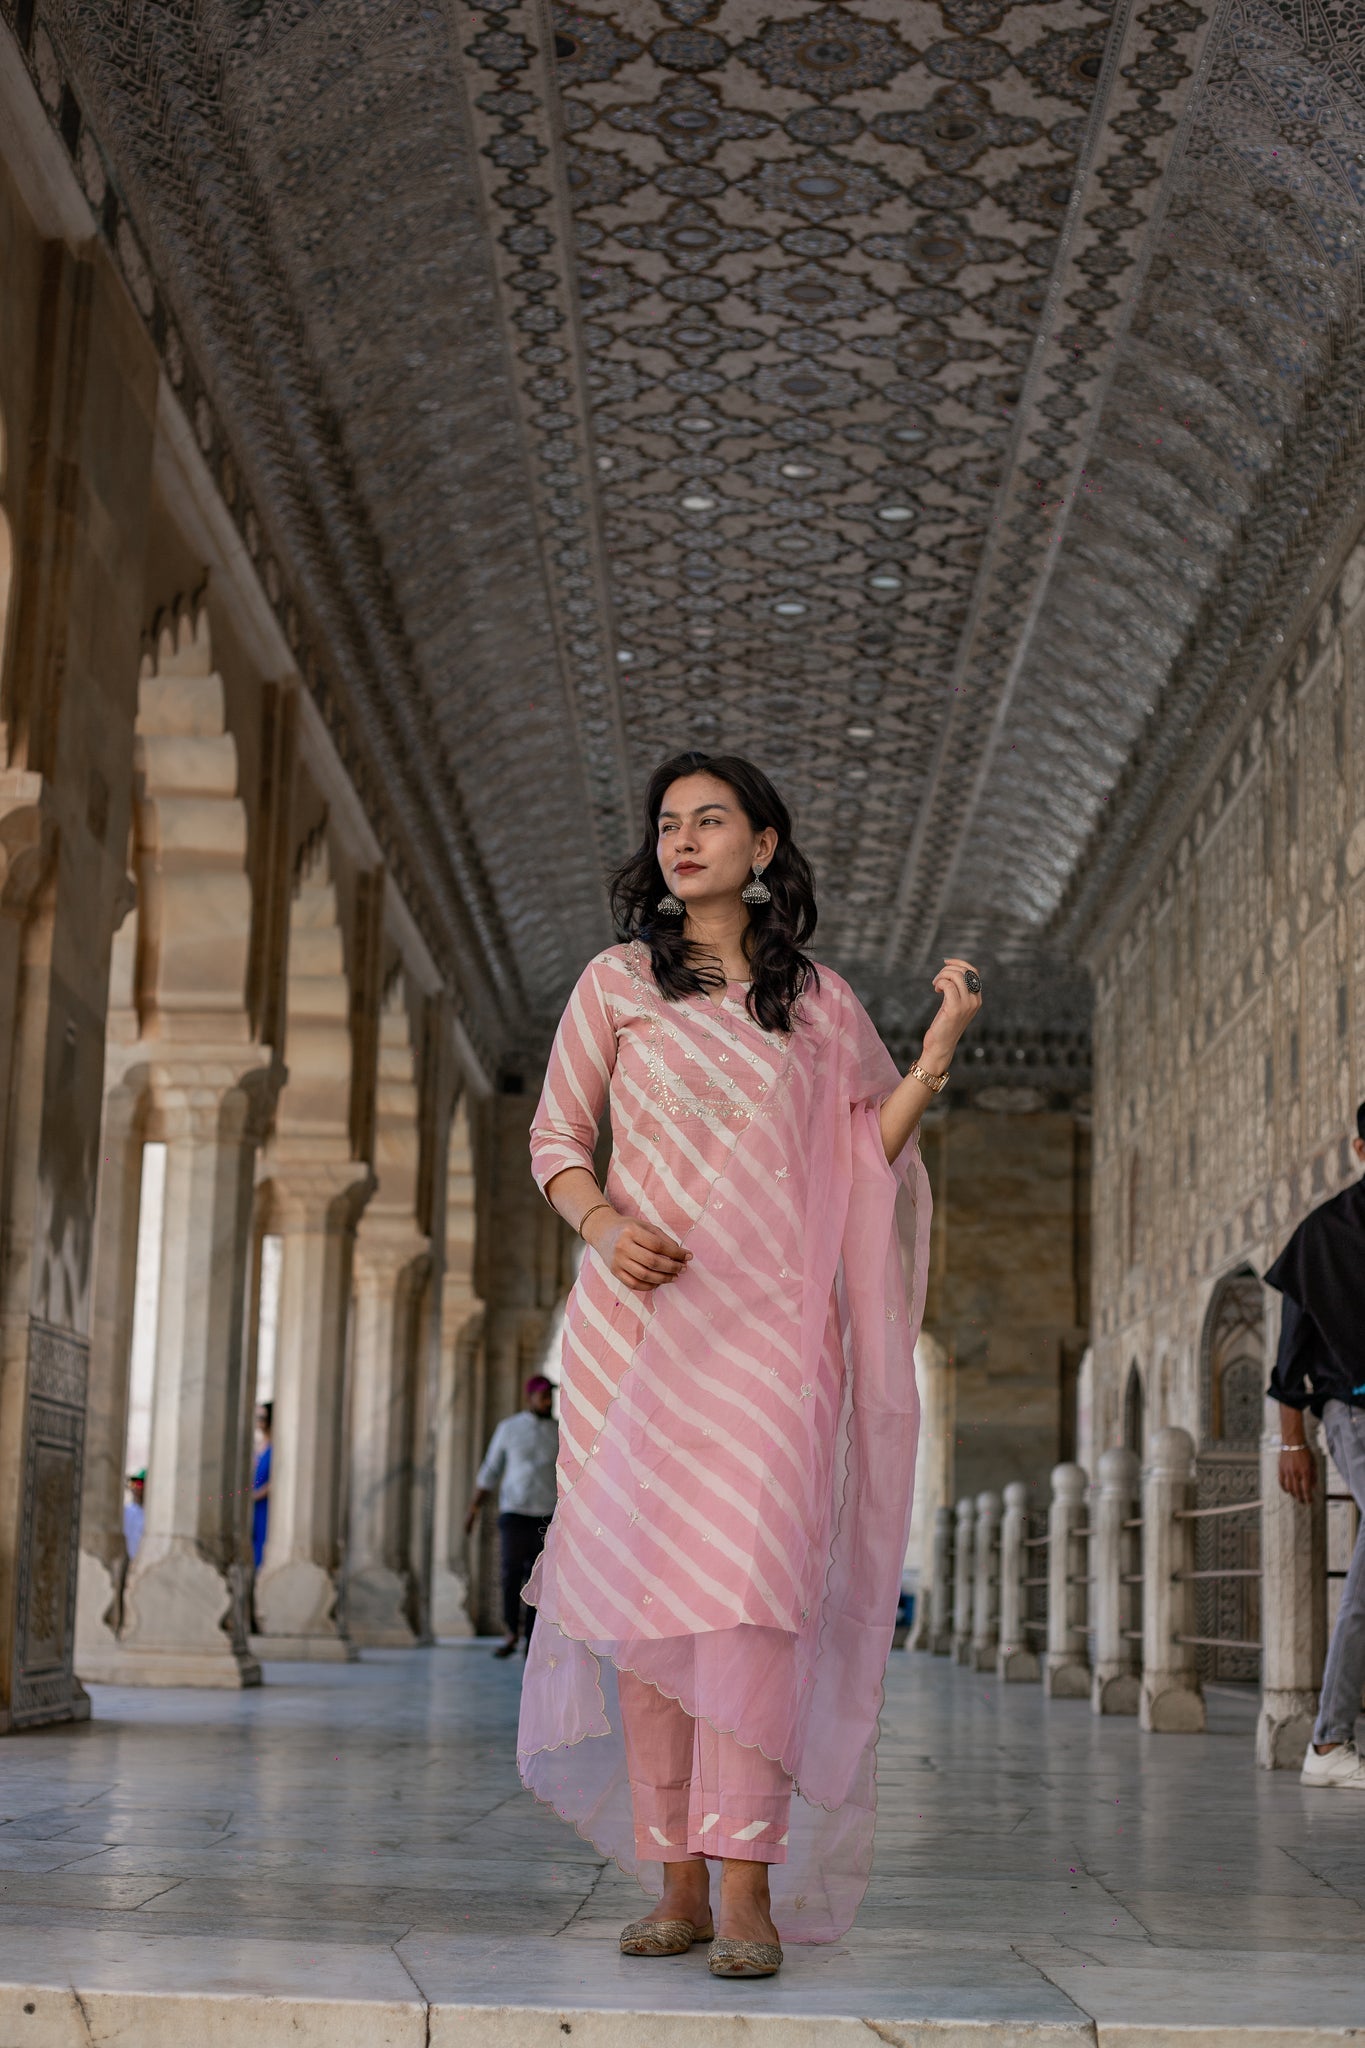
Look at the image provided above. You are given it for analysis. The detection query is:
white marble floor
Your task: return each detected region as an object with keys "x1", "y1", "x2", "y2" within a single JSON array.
[{"x1": 3, "y1": 1645, "x2": 1363, "y2": 2046}]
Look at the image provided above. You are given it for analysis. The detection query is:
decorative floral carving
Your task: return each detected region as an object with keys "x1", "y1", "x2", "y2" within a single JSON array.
[
  {"x1": 551, "y1": 6, "x2": 643, "y2": 84},
  {"x1": 739, "y1": 261, "x2": 884, "y2": 326},
  {"x1": 736, "y1": 5, "x2": 918, "y2": 100},
  {"x1": 872, "y1": 83, "x2": 1041, "y2": 173},
  {"x1": 606, "y1": 75, "x2": 774, "y2": 164},
  {"x1": 1014, "y1": 27, "x2": 1111, "y2": 104},
  {"x1": 736, "y1": 148, "x2": 900, "y2": 224}
]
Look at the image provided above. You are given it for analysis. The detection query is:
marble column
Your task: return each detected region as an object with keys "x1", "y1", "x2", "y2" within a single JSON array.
[
  {"x1": 0, "y1": 228, "x2": 156, "y2": 1733},
  {"x1": 1091, "y1": 1446, "x2": 1142, "y2": 1716},
  {"x1": 1256, "y1": 1416, "x2": 1327, "y2": 1768},
  {"x1": 346, "y1": 1219, "x2": 429, "y2": 1645},
  {"x1": 253, "y1": 1161, "x2": 371, "y2": 1659},
  {"x1": 925, "y1": 1504, "x2": 954, "y2": 1656},
  {"x1": 906, "y1": 1330, "x2": 951, "y2": 1649},
  {"x1": 73, "y1": 1073, "x2": 145, "y2": 1676},
  {"x1": 951, "y1": 1496, "x2": 975, "y2": 1664},
  {"x1": 997, "y1": 1481, "x2": 1040, "y2": 1681},
  {"x1": 971, "y1": 1490, "x2": 1002, "y2": 1671},
  {"x1": 116, "y1": 1056, "x2": 275, "y2": 1685},
  {"x1": 430, "y1": 1103, "x2": 485, "y2": 1638},
  {"x1": 1140, "y1": 1425, "x2": 1206, "y2": 1733},
  {"x1": 1045, "y1": 1461, "x2": 1091, "y2": 1698},
  {"x1": 471, "y1": 1079, "x2": 571, "y2": 1631}
]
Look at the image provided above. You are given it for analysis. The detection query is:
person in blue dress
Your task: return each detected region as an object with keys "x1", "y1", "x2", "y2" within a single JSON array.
[{"x1": 252, "y1": 1401, "x2": 272, "y2": 1570}]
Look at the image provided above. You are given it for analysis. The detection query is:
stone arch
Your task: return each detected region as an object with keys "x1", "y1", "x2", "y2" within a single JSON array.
[
  {"x1": 431, "y1": 1095, "x2": 486, "y2": 1636},
  {"x1": 1195, "y1": 1268, "x2": 1265, "y2": 1683},
  {"x1": 273, "y1": 835, "x2": 356, "y2": 1155},
  {"x1": 1199, "y1": 1268, "x2": 1265, "y2": 1451},
  {"x1": 84, "y1": 598, "x2": 278, "y2": 1684},
  {"x1": 251, "y1": 835, "x2": 371, "y2": 1652},
  {"x1": 1122, "y1": 1361, "x2": 1145, "y2": 1458},
  {"x1": 132, "y1": 599, "x2": 255, "y2": 1038},
  {"x1": 346, "y1": 973, "x2": 430, "y2": 1646}
]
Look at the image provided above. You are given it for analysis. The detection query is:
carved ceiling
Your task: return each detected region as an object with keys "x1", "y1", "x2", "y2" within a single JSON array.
[{"x1": 11, "y1": 0, "x2": 1365, "y2": 1073}]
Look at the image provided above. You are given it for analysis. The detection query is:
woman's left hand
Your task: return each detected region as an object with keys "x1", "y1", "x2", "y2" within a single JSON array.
[{"x1": 921, "y1": 957, "x2": 984, "y2": 1073}]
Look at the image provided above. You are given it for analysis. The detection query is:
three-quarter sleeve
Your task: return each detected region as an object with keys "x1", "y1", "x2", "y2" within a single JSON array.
[{"x1": 530, "y1": 952, "x2": 619, "y2": 1194}]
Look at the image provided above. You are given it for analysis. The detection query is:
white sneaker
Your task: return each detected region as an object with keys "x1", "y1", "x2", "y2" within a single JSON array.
[{"x1": 1300, "y1": 1740, "x2": 1365, "y2": 1788}]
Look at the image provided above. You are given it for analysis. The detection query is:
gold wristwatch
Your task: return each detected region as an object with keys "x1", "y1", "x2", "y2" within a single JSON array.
[{"x1": 908, "y1": 1060, "x2": 949, "y2": 1094}]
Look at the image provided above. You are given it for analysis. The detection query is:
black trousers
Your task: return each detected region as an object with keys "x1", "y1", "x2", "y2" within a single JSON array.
[{"x1": 499, "y1": 1512, "x2": 551, "y2": 1640}]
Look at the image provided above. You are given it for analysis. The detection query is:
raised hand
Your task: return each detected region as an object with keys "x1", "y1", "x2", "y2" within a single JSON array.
[{"x1": 922, "y1": 956, "x2": 984, "y2": 1072}]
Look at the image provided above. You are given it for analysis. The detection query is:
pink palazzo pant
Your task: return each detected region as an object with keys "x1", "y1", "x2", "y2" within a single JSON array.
[{"x1": 618, "y1": 1664, "x2": 793, "y2": 1866}]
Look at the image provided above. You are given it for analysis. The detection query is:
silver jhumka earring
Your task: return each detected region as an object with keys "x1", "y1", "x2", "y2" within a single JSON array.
[
  {"x1": 656, "y1": 890, "x2": 685, "y2": 914},
  {"x1": 741, "y1": 864, "x2": 772, "y2": 906}
]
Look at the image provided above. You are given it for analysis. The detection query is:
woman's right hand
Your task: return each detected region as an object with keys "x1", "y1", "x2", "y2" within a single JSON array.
[{"x1": 582, "y1": 1208, "x2": 691, "y2": 1292}]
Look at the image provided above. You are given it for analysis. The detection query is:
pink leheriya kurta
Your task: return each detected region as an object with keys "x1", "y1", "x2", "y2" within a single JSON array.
[{"x1": 519, "y1": 940, "x2": 930, "y2": 1941}]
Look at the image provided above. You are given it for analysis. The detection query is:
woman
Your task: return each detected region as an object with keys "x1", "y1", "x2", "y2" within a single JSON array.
[
  {"x1": 519, "y1": 752, "x2": 981, "y2": 1977},
  {"x1": 252, "y1": 1402, "x2": 272, "y2": 1572}
]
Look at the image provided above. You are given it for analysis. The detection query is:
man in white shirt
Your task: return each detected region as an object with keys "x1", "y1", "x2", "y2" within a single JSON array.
[
  {"x1": 466, "y1": 1375, "x2": 559, "y2": 1658},
  {"x1": 123, "y1": 1470, "x2": 146, "y2": 1558}
]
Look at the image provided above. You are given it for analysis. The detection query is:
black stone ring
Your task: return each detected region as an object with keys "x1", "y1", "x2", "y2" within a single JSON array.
[{"x1": 964, "y1": 969, "x2": 982, "y2": 995}]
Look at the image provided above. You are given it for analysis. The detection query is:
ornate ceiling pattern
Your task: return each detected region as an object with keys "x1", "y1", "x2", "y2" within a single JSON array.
[
  {"x1": 6, "y1": 0, "x2": 1365, "y2": 1081},
  {"x1": 450, "y1": 0, "x2": 1133, "y2": 976},
  {"x1": 1038, "y1": 0, "x2": 1365, "y2": 957}
]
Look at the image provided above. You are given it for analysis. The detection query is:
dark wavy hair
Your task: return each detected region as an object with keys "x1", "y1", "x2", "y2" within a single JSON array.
[{"x1": 609, "y1": 751, "x2": 819, "y2": 1034}]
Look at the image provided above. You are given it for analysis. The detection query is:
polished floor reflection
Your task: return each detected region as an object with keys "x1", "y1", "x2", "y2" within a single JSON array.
[{"x1": 2, "y1": 1646, "x2": 1363, "y2": 2044}]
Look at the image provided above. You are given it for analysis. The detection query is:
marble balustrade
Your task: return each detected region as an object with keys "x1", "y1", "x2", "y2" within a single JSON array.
[{"x1": 920, "y1": 1418, "x2": 1335, "y2": 1770}]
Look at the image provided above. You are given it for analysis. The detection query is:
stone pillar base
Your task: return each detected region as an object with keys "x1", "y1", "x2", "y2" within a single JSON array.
[
  {"x1": 929, "y1": 1628, "x2": 952, "y2": 1655},
  {"x1": 0, "y1": 1680, "x2": 90, "y2": 1735},
  {"x1": 431, "y1": 1567, "x2": 475, "y2": 1639},
  {"x1": 1092, "y1": 1668, "x2": 1140, "y2": 1715},
  {"x1": 79, "y1": 1648, "x2": 261, "y2": 1687},
  {"x1": 1256, "y1": 1690, "x2": 1317, "y2": 1769},
  {"x1": 117, "y1": 1548, "x2": 259, "y2": 1687},
  {"x1": 346, "y1": 1567, "x2": 417, "y2": 1647},
  {"x1": 997, "y1": 1646, "x2": 1040, "y2": 1682},
  {"x1": 74, "y1": 1550, "x2": 124, "y2": 1678},
  {"x1": 249, "y1": 1634, "x2": 357, "y2": 1663},
  {"x1": 1045, "y1": 1658, "x2": 1090, "y2": 1698},
  {"x1": 255, "y1": 1560, "x2": 349, "y2": 1649},
  {"x1": 971, "y1": 1642, "x2": 997, "y2": 1672},
  {"x1": 952, "y1": 1633, "x2": 972, "y2": 1665},
  {"x1": 1140, "y1": 1678, "x2": 1206, "y2": 1731}
]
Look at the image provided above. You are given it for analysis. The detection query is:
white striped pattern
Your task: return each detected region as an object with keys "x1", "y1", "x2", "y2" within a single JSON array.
[{"x1": 519, "y1": 941, "x2": 933, "y2": 1943}]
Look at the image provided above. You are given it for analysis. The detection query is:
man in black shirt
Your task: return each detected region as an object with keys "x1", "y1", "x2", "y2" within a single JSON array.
[{"x1": 1268, "y1": 1101, "x2": 1365, "y2": 1788}]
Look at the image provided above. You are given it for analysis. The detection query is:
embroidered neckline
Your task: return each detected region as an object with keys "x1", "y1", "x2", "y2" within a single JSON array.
[{"x1": 621, "y1": 941, "x2": 795, "y2": 1130}]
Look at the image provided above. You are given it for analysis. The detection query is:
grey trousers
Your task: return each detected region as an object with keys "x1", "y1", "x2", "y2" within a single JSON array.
[{"x1": 1315, "y1": 1401, "x2": 1365, "y2": 1745}]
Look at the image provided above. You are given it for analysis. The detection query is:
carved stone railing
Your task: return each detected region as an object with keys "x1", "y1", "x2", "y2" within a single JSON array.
[
  {"x1": 971, "y1": 1490, "x2": 1002, "y2": 1672},
  {"x1": 952, "y1": 1494, "x2": 976, "y2": 1665},
  {"x1": 997, "y1": 1482, "x2": 1039, "y2": 1681},
  {"x1": 1046, "y1": 1462, "x2": 1091, "y2": 1699},
  {"x1": 916, "y1": 1421, "x2": 1338, "y2": 1772},
  {"x1": 1091, "y1": 1447, "x2": 1141, "y2": 1715},
  {"x1": 927, "y1": 1504, "x2": 954, "y2": 1655}
]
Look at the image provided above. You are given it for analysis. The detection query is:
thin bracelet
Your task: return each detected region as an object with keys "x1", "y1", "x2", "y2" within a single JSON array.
[
  {"x1": 1276, "y1": 1443, "x2": 1310, "y2": 1452},
  {"x1": 577, "y1": 1200, "x2": 613, "y2": 1239}
]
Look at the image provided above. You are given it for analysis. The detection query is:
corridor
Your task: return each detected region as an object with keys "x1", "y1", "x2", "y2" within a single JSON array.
[{"x1": 3, "y1": 1648, "x2": 1363, "y2": 2044}]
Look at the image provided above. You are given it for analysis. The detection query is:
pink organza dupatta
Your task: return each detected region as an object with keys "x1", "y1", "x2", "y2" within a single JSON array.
[{"x1": 519, "y1": 986, "x2": 930, "y2": 1942}]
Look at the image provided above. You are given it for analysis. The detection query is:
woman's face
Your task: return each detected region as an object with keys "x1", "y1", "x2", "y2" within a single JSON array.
[{"x1": 656, "y1": 773, "x2": 777, "y2": 910}]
